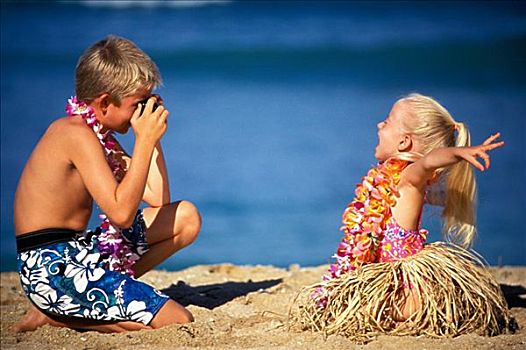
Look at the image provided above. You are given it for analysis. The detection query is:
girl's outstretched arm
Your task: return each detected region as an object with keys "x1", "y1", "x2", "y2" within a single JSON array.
[{"x1": 403, "y1": 132, "x2": 504, "y2": 189}]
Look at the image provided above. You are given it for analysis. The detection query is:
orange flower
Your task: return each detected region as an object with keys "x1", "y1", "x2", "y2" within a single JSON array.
[{"x1": 328, "y1": 158, "x2": 409, "y2": 275}]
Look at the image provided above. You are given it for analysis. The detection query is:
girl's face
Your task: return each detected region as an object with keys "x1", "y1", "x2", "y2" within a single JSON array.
[{"x1": 375, "y1": 100, "x2": 410, "y2": 161}]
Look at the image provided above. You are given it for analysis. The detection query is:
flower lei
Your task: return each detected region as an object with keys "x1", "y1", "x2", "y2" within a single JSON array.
[
  {"x1": 66, "y1": 96, "x2": 138, "y2": 276},
  {"x1": 312, "y1": 158, "x2": 409, "y2": 307}
]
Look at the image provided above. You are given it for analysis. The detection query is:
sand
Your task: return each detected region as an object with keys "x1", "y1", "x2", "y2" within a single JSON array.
[{"x1": 1, "y1": 264, "x2": 525, "y2": 349}]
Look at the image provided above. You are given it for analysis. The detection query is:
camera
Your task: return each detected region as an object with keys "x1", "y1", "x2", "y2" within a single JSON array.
[{"x1": 139, "y1": 97, "x2": 160, "y2": 115}]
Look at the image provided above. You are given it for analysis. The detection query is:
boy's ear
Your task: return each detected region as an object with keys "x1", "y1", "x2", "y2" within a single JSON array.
[
  {"x1": 94, "y1": 94, "x2": 111, "y2": 114},
  {"x1": 398, "y1": 134, "x2": 413, "y2": 152},
  {"x1": 100, "y1": 94, "x2": 110, "y2": 113}
]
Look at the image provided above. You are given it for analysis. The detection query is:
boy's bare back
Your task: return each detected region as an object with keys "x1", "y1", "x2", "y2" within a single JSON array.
[{"x1": 14, "y1": 116, "x2": 102, "y2": 235}]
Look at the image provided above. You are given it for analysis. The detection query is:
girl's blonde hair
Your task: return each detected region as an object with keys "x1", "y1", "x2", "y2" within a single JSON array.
[
  {"x1": 75, "y1": 35, "x2": 161, "y2": 104},
  {"x1": 400, "y1": 93, "x2": 476, "y2": 247}
]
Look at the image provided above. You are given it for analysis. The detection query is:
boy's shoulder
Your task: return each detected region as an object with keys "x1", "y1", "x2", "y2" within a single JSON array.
[
  {"x1": 50, "y1": 115, "x2": 87, "y2": 128},
  {"x1": 39, "y1": 116, "x2": 103, "y2": 165},
  {"x1": 47, "y1": 115, "x2": 95, "y2": 139}
]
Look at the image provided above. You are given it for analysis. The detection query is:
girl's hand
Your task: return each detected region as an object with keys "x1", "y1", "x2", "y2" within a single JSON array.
[{"x1": 455, "y1": 132, "x2": 504, "y2": 171}]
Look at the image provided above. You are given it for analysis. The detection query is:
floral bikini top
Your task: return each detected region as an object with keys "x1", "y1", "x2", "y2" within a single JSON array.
[
  {"x1": 326, "y1": 158, "x2": 428, "y2": 281},
  {"x1": 377, "y1": 216, "x2": 428, "y2": 262}
]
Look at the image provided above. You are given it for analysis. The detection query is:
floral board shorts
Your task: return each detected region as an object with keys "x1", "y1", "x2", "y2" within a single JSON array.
[{"x1": 16, "y1": 210, "x2": 170, "y2": 325}]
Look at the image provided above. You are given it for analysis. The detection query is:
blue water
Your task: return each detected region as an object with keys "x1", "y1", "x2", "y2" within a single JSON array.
[{"x1": 1, "y1": 1, "x2": 525, "y2": 271}]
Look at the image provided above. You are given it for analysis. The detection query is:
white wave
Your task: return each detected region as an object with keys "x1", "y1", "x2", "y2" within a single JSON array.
[{"x1": 78, "y1": 0, "x2": 232, "y2": 9}]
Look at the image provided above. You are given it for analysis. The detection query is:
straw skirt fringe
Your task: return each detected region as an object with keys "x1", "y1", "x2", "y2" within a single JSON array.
[{"x1": 290, "y1": 242, "x2": 511, "y2": 342}]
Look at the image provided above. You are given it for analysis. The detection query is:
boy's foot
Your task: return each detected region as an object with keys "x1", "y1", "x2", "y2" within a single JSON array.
[
  {"x1": 12, "y1": 305, "x2": 152, "y2": 333},
  {"x1": 12, "y1": 305, "x2": 58, "y2": 332}
]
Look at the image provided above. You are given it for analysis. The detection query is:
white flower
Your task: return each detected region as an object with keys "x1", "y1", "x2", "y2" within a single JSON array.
[
  {"x1": 82, "y1": 308, "x2": 113, "y2": 321},
  {"x1": 30, "y1": 283, "x2": 80, "y2": 315},
  {"x1": 68, "y1": 237, "x2": 94, "y2": 251},
  {"x1": 26, "y1": 266, "x2": 50, "y2": 286},
  {"x1": 19, "y1": 251, "x2": 50, "y2": 287},
  {"x1": 64, "y1": 249, "x2": 105, "y2": 293},
  {"x1": 63, "y1": 247, "x2": 71, "y2": 263},
  {"x1": 114, "y1": 286, "x2": 124, "y2": 301},
  {"x1": 20, "y1": 250, "x2": 40, "y2": 269},
  {"x1": 107, "y1": 300, "x2": 153, "y2": 325}
]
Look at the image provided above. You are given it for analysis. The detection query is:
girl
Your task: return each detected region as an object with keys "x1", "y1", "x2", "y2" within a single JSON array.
[{"x1": 291, "y1": 93, "x2": 511, "y2": 341}]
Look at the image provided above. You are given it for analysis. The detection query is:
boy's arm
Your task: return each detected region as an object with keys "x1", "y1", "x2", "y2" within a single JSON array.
[
  {"x1": 143, "y1": 143, "x2": 171, "y2": 207},
  {"x1": 68, "y1": 103, "x2": 168, "y2": 227},
  {"x1": 402, "y1": 133, "x2": 504, "y2": 189},
  {"x1": 122, "y1": 142, "x2": 171, "y2": 207}
]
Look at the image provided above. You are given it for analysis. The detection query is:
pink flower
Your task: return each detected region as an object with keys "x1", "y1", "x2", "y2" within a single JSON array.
[
  {"x1": 105, "y1": 140, "x2": 116, "y2": 150},
  {"x1": 351, "y1": 239, "x2": 371, "y2": 256},
  {"x1": 329, "y1": 263, "x2": 341, "y2": 278},
  {"x1": 353, "y1": 201, "x2": 364, "y2": 210}
]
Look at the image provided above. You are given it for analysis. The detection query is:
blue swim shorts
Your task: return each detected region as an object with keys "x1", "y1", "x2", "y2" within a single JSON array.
[{"x1": 16, "y1": 210, "x2": 170, "y2": 325}]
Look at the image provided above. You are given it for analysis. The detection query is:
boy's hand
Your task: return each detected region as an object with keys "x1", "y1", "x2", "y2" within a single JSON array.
[
  {"x1": 131, "y1": 96, "x2": 168, "y2": 146},
  {"x1": 455, "y1": 132, "x2": 504, "y2": 171}
]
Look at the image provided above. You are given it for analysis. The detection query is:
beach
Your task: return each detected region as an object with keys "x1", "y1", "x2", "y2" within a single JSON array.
[{"x1": 1, "y1": 264, "x2": 525, "y2": 350}]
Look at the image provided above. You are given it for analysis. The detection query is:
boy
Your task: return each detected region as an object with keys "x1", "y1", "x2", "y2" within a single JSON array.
[{"x1": 13, "y1": 35, "x2": 201, "y2": 333}]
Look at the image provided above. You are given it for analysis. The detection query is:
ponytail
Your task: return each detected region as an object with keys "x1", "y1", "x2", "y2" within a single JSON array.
[
  {"x1": 442, "y1": 122, "x2": 477, "y2": 247},
  {"x1": 402, "y1": 93, "x2": 478, "y2": 248}
]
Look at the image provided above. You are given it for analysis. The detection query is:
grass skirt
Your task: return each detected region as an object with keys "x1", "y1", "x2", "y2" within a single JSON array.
[{"x1": 290, "y1": 242, "x2": 511, "y2": 342}]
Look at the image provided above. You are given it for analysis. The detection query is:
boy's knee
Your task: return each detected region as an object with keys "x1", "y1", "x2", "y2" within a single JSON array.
[
  {"x1": 178, "y1": 200, "x2": 201, "y2": 242},
  {"x1": 165, "y1": 306, "x2": 194, "y2": 325},
  {"x1": 179, "y1": 308, "x2": 194, "y2": 323},
  {"x1": 151, "y1": 301, "x2": 194, "y2": 328}
]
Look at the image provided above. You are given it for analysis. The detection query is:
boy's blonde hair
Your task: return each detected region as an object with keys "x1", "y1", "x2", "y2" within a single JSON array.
[
  {"x1": 75, "y1": 35, "x2": 161, "y2": 104},
  {"x1": 400, "y1": 93, "x2": 476, "y2": 248}
]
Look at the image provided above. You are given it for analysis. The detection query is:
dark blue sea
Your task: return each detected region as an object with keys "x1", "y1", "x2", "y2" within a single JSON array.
[{"x1": 1, "y1": 1, "x2": 525, "y2": 271}]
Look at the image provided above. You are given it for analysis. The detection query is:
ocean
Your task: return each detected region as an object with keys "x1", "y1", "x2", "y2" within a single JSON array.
[{"x1": 1, "y1": 1, "x2": 525, "y2": 272}]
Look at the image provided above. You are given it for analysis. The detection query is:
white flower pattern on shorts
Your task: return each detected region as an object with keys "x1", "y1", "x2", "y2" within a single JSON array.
[{"x1": 17, "y1": 210, "x2": 169, "y2": 325}]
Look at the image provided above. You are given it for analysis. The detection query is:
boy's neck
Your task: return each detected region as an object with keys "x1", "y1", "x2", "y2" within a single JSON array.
[{"x1": 88, "y1": 102, "x2": 112, "y2": 134}]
